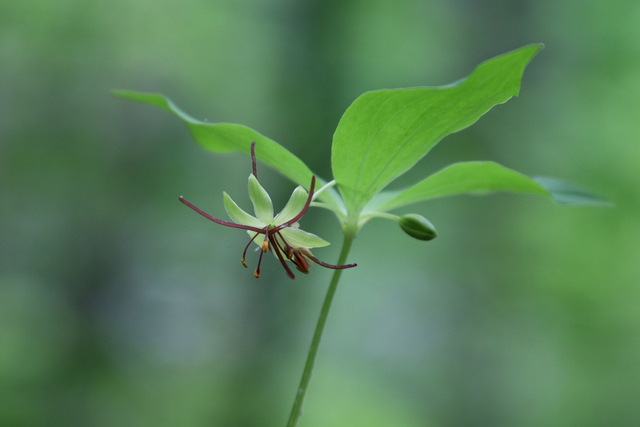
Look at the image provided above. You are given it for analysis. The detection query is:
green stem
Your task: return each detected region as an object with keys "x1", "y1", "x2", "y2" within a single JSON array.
[{"x1": 286, "y1": 232, "x2": 356, "y2": 427}]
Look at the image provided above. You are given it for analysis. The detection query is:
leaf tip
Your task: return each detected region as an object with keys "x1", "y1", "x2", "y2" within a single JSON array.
[
  {"x1": 110, "y1": 89, "x2": 143, "y2": 100},
  {"x1": 534, "y1": 177, "x2": 611, "y2": 207}
]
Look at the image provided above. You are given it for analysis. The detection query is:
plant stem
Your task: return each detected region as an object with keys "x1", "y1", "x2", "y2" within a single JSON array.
[{"x1": 286, "y1": 233, "x2": 355, "y2": 427}]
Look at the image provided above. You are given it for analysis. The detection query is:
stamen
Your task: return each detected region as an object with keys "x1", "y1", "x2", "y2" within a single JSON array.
[
  {"x1": 273, "y1": 231, "x2": 292, "y2": 258},
  {"x1": 253, "y1": 225, "x2": 271, "y2": 278},
  {"x1": 268, "y1": 234, "x2": 295, "y2": 279},
  {"x1": 242, "y1": 231, "x2": 261, "y2": 268},
  {"x1": 254, "y1": 243, "x2": 265, "y2": 278},
  {"x1": 261, "y1": 222, "x2": 269, "y2": 253},
  {"x1": 251, "y1": 141, "x2": 258, "y2": 178},
  {"x1": 274, "y1": 231, "x2": 309, "y2": 273},
  {"x1": 291, "y1": 250, "x2": 310, "y2": 274}
]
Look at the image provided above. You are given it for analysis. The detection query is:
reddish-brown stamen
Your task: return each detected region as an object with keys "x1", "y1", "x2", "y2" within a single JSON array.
[
  {"x1": 242, "y1": 231, "x2": 261, "y2": 268},
  {"x1": 291, "y1": 249, "x2": 310, "y2": 274},
  {"x1": 275, "y1": 230, "x2": 292, "y2": 256},
  {"x1": 254, "y1": 248, "x2": 264, "y2": 278},
  {"x1": 268, "y1": 234, "x2": 295, "y2": 279},
  {"x1": 254, "y1": 226, "x2": 271, "y2": 278}
]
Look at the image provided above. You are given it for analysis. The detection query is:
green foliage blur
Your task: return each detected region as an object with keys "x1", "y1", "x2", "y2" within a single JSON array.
[{"x1": 1, "y1": 0, "x2": 637, "y2": 426}]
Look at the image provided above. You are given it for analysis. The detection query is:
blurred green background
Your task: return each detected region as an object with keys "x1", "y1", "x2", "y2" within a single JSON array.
[{"x1": 1, "y1": 0, "x2": 638, "y2": 426}]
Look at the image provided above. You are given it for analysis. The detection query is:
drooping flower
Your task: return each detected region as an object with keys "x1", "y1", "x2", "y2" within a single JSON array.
[{"x1": 179, "y1": 142, "x2": 357, "y2": 279}]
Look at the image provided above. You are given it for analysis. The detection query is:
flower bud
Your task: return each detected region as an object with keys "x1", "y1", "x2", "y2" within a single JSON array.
[{"x1": 398, "y1": 214, "x2": 438, "y2": 241}]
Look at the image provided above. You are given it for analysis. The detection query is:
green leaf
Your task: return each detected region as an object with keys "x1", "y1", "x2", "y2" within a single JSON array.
[
  {"x1": 374, "y1": 161, "x2": 608, "y2": 212},
  {"x1": 534, "y1": 177, "x2": 611, "y2": 206},
  {"x1": 375, "y1": 161, "x2": 551, "y2": 211},
  {"x1": 111, "y1": 90, "x2": 339, "y2": 207},
  {"x1": 332, "y1": 44, "x2": 544, "y2": 217}
]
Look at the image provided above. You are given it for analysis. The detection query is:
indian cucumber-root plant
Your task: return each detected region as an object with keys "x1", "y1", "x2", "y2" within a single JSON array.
[{"x1": 114, "y1": 44, "x2": 606, "y2": 426}]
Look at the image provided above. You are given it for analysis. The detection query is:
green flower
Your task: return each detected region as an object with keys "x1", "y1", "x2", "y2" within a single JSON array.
[{"x1": 179, "y1": 142, "x2": 357, "y2": 279}]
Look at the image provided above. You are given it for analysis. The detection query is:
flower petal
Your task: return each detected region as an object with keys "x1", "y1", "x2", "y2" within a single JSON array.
[
  {"x1": 274, "y1": 186, "x2": 308, "y2": 226},
  {"x1": 279, "y1": 227, "x2": 330, "y2": 248},
  {"x1": 223, "y1": 192, "x2": 264, "y2": 228},
  {"x1": 248, "y1": 174, "x2": 274, "y2": 224}
]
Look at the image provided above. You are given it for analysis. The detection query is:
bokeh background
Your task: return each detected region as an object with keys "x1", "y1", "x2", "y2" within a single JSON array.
[{"x1": 1, "y1": 0, "x2": 638, "y2": 426}]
